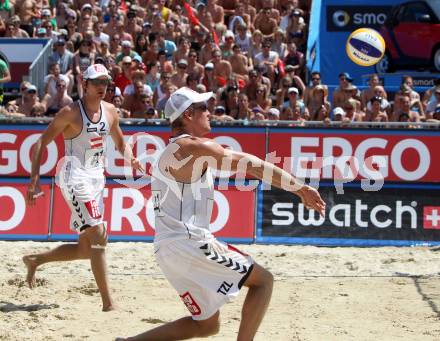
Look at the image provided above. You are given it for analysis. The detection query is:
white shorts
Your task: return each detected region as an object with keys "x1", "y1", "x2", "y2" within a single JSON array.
[
  {"x1": 61, "y1": 180, "x2": 105, "y2": 233},
  {"x1": 155, "y1": 239, "x2": 254, "y2": 320}
]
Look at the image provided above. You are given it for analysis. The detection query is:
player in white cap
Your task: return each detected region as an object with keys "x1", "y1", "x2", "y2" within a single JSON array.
[
  {"x1": 117, "y1": 87, "x2": 325, "y2": 339},
  {"x1": 23, "y1": 64, "x2": 144, "y2": 311}
]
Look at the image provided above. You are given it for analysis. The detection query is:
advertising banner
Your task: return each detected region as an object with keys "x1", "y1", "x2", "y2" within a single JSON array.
[
  {"x1": 0, "y1": 179, "x2": 51, "y2": 239},
  {"x1": 50, "y1": 181, "x2": 255, "y2": 243},
  {"x1": 268, "y1": 128, "x2": 440, "y2": 183},
  {"x1": 259, "y1": 183, "x2": 440, "y2": 246},
  {"x1": 0, "y1": 125, "x2": 266, "y2": 178}
]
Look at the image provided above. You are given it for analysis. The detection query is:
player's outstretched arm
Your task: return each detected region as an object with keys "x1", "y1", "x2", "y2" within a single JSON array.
[{"x1": 193, "y1": 139, "x2": 326, "y2": 216}]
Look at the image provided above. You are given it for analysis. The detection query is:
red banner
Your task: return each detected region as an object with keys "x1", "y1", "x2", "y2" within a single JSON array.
[
  {"x1": 0, "y1": 127, "x2": 266, "y2": 178},
  {"x1": 51, "y1": 182, "x2": 255, "y2": 241},
  {"x1": 0, "y1": 182, "x2": 51, "y2": 237},
  {"x1": 268, "y1": 130, "x2": 440, "y2": 182}
]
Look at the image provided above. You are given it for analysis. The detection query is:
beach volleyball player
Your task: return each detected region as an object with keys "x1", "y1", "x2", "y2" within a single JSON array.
[
  {"x1": 117, "y1": 87, "x2": 325, "y2": 340},
  {"x1": 23, "y1": 64, "x2": 144, "y2": 311}
]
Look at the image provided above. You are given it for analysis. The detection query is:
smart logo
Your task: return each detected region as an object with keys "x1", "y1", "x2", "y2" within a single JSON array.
[{"x1": 327, "y1": 6, "x2": 392, "y2": 31}]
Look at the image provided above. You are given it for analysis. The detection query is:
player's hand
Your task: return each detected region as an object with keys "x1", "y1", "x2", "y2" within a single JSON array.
[
  {"x1": 295, "y1": 185, "x2": 326, "y2": 217},
  {"x1": 26, "y1": 182, "x2": 44, "y2": 206},
  {"x1": 131, "y1": 157, "x2": 145, "y2": 174}
]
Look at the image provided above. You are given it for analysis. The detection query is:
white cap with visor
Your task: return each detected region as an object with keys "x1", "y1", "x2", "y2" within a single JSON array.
[{"x1": 164, "y1": 87, "x2": 213, "y2": 123}]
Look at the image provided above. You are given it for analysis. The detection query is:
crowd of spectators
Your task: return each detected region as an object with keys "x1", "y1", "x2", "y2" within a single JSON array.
[{"x1": 0, "y1": 0, "x2": 439, "y2": 124}]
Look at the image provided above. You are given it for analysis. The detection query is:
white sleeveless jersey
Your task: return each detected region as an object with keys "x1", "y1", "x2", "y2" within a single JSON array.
[
  {"x1": 151, "y1": 134, "x2": 215, "y2": 248},
  {"x1": 62, "y1": 100, "x2": 110, "y2": 183}
]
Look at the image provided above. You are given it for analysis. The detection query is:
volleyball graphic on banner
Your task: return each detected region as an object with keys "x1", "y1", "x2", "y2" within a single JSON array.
[{"x1": 346, "y1": 28, "x2": 386, "y2": 67}]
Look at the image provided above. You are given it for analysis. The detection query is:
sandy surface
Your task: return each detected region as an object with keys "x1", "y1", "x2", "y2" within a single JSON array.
[{"x1": 1, "y1": 241, "x2": 440, "y2": 341}]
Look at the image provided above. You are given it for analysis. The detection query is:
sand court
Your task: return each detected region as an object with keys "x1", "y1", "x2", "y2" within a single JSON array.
[{"x1": 1, "y1": 241, "x2": 440, "y2": 341}]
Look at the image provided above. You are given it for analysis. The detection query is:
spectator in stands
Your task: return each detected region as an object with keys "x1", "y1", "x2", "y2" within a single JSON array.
[
  {"x1": 365, "y1": 96, "x2": 388, "y2": 122},
  {"x1": 220, "y1": 30, "x2": 235, "y2": 58},
  {"x1": 275, "y1": 76, "x2": 293, "y2": 107},
  {"x1": 123, "y1": 70, "x2": 152, "y2": 97},
  {"x1": 6, "y1": 84, "x2": 39, "y2": 116},
  {"x1": 249, "y1": 29, "x2": 263, "y2": 59},
  {"x1": 396, "y1": 95, "x2": 420, "y2": 123},
  {"x1": 0, "y1": 56, "x2": 11, "y2": 104},
  {"x1": 250, "y1": 84, "x2": 272, "y2": 114},
  {"x1": 234, "y1": 24, "x2": 252, "y2": 54},
  {"x1": 332, "y1": 72, "x2": 353, "y2": 109},
  {"x1": 254, "y1": 40, "x2": 279, "y2": 85},
  {"x1": 201, "y1": 62, "x2": 218, "y2": 93},
  {"x1": 304, "y1": 71, "x2": 327, "y2": 109},
  {"x1": 114, "y1": 56, "x2": 133, "y2": 93},
  {"x1": 5, "y1": 15, "x2": 29, "y2": 37},
  {"x1": 272, "y1": 29, "x2": 287, "y2": 59},
  {"x1": 308, "y1": 85, "x2": 330, "y2": 119},
  {"x1": 17, "y1": 1, "x2": 35, "y2": 37},
  {"x1": 332, "y1": 107, "x2": 345, "y2": 122},
  {"x1": 426, "y1": 86, "x2": 440, "y2": 118},
  {"x1": 122, "y1": 80, "x2": 153, "y2": 118},
  {"x1": 219, "y1": 84, "x2": 240, "y2": 118},
  {"x1": 173, "y1": 37, "x2": 191, "y2": 66},
  {"x1": 267, "y1": 107, "x2": 280, "y2": 121},
  {"x1": 236, "y1": 93, "x2": 253, "y2": 120},
  {"x1": 282, "y1": 87, "x2": 307, "y2": 117},
  {"x1": 171, "y1": 59, "x2": 189, "y2": 88},
  {"x1": 426, "y1": 105, "x2": 440, "y2": 123},
  {"x1": 229, "y1": 44, "x2": 251, "y2": 82},
  {"x1": 41, "y1": 79, "x2": 73, "y2": 116},
  {"x1": 146, "y1": 61, "x2": 161, "y2": 93},
  {"x1": 187, "y1": 50, "x2": 204, "y2": 79},
  {"x1": 73, "y1": 39, "x2": 95, "y2": 97},
  {"x1": 115, "y1": 40, "x2": 138, "y2": 64},
  {"x1": 422, "y1": 79, "x2": 440, "y2": 112},
  {"x1": 211, "y1": 49, "x2": 233, "y2": 89},
  {"x1": 393, "y1": 83, "x2": 424, "y2": 118},
  {"x1": 44, "y1": 62, "x2": 71, "y2": 98},
  {"x1": 360, "y1": 73, "x2": 381, "y2": 110},
  {"x1": 254, "y1": 7, "x2": 277, "y2": 38},
  {"x1": 343, "y1": 99, "x2": 364, "y2": 122},
  {"x1": 153, "y1": 71, "x2": 172, "y2": 107},
  {"x1": 49, "y1": 39, "x2": 74, "y2": 95}
]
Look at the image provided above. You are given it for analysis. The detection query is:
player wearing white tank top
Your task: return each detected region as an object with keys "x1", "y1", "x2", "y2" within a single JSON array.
[
  {"x1": 118, "y1": 87, "x2": 326, "y2": 341},
  {"x1": 23, "y1": 64, "x2": 144, "y2": 312}
]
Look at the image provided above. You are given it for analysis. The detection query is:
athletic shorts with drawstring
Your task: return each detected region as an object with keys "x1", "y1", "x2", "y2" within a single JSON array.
[
  {"x1": 60, "y1": 180, "x2": 105, "y2": 233},
  {"x1": 155, "y1": 238, "x2": 254, "y2": 320}
]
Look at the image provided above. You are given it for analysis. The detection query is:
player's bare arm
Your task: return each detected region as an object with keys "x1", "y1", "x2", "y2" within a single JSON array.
[
  {"x1": 26, "y1": 105, "x2": 77, "y2": 206},
  {"x1": 170, "y1": 137, "x2": 325, "y2": 216}
]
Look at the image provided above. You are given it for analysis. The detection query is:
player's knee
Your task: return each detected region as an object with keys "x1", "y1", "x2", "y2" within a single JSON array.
[
  {"x1": 89, "y1": 224, "x2": 108, "y2": 249},
  {"x1": 196, "y1": 312, "x2": 220, "y2": 337}
]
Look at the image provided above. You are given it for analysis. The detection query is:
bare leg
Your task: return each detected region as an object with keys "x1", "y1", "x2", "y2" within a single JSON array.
[
  {"x1": 84, "y1": 225, "x2": 115, "y2": 312},
  {"x1": 237, "y1": 263, "x2": 274, "y2": 341},
  {"x1": 118, "y1": 311, "x2": 220, "y2": 341},
  {"x1": 23, "y1": 233, "x2": 90, "y2": 288}
]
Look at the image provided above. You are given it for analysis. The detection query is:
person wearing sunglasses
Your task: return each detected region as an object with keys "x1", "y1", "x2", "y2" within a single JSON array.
[
  {"x1": 23, "y1": 64, "x2": 144, "y2": 312},
  {"x1": 41, "y1": 79, "x2": 73, "y2": 116},
  {"x1": 117, "y1": 87, "x2": 325, "y2": 340}
]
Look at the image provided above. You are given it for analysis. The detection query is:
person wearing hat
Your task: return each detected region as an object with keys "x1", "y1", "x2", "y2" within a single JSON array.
[
  {"x1": 115, "y1": 40, "x2": 139, "y2": 64},
  {"x1": 23, "y1": 64, "x2": 144, "y2": 312},
  {"x1": 332, "y1": 72, "x2": 355, "y2": 108},
  {"x1": 6, "y1": 83, "x2": 41, "y2": 116},
  {"x1": 332, "y1": 107, "x2": 346, "y2": 121},
  {"x1": 117, "y1": 87, "x2": 325, "y2": 340},
  {"x1": 307, "y1": 84, "x2": 330, "y2": 119},
  {"x1": 365, "y1": 96, "x2": 388, "y2": 122},
  {"x1": 282, "y1": 86, "x2": 308, "y2": 118}
]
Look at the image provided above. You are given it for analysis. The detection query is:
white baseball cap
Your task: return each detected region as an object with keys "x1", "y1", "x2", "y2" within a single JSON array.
[
  {"x1": 83, "y1": 64, "x2": 111, "y2": 80},
  {"x1": 164, "y1": 87, "x2": 213, "y2": 123},
  {"x1": 333, "y1": 107, "x2": 346, "y2": 117}
]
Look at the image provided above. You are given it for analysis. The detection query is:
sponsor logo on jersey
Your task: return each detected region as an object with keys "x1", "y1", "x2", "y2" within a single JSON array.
[{"x1": 90, "y1": 136, "x2": 103, "y2": 149}]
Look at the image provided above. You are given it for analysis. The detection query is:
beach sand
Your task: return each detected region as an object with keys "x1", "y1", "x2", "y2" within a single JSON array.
[{"x1": 1, "y1": 241, "x2": 440, "y2": 341}]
